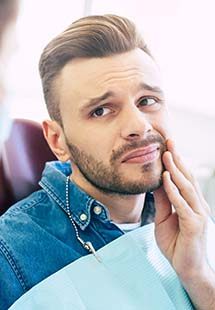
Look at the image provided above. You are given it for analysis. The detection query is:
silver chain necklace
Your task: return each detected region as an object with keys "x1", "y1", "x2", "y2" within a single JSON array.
[{"x1": 66, "y1": 176, "x2": 101, "y2": 262}]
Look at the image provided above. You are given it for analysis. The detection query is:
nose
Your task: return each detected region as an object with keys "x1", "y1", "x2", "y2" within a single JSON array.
[{"x1": 120, "y1": 105, "x2": 153, "y2": 141}]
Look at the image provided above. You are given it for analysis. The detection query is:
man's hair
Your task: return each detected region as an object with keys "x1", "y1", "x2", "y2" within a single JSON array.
[
  {"x1": 39, "y1": 14, "x2": 152, "y2": 124},
  {"x1": 0, "y1": 0, "x2": 18, "y2": 48}
]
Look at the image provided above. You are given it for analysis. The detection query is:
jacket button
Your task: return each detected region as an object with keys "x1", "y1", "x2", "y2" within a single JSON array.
[
  {"x1": 80, "y1": 213, "x2": 87, "y2": 221},
  {"x1": 93, "y1": 206, "x2": 102, "y2": 215}
]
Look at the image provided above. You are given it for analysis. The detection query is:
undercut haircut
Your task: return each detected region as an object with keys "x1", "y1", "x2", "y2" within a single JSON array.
[{"x1": 39, "y1": 14, "x2": 152, "y2": 124}]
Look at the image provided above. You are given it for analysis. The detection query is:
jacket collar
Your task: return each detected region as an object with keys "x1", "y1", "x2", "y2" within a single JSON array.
[
  {"x1": 39, "y1": 161, "x2": 109, "y2": 230},
  {"x1": 39, "y1": 161, "x2": 155, "y2": 230}
]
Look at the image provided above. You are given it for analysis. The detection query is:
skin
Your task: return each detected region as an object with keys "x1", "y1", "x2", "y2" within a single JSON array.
[
  {"x1": 44, "y1": 49, "x2": 169, "y2": 223},
  {"x1": 43, "y1": 48, "x2": 215, "y2": 309},
  {"x1": 154, "y1": 139, "x2": 215, "y2": 309}
]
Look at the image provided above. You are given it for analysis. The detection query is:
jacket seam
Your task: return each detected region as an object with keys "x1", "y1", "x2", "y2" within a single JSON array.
[
  {"x1": 0, "y1": 192, "x2": 48, "y2": 218},
  {"x1": 0, "y1": 239, "x2": 27, "y2": 291},
  {"x1": 40, "y1": 180, "x2": 65, "y2": 209}
]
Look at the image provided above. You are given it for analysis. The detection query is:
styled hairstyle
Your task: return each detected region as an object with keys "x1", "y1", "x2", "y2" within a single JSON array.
[
  {"x1": 39, "y1": 14, "x2": 152, "y2": 124},
  {"x1": 0, "y1": 0, "x2": 18, "y2": 48}
]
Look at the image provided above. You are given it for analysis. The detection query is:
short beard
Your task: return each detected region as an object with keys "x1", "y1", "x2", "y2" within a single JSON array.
[{"x1": 66, "y1": 134, "x2": 166, "y2": 196}]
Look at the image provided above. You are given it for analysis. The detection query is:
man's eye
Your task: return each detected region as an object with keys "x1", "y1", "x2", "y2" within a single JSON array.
[
  {"x1": 92, "y1": 107, "x2": 111, "y2": 118},
  {"x1": 139, "y1": 97, "x2": 158, "y2": 106}
]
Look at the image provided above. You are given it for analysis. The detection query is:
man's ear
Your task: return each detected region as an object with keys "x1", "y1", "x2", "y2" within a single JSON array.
[{"x1": 42, "y1": 120, "x2": 70, "y2": 162}]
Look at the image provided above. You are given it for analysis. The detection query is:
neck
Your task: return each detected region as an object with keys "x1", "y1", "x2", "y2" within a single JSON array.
[
  {"x1": 70, "y1": 172, "x2": 146, "y2": 224},
  {"x1": 97, "y1": 193, "x2": 146, "y2": 224}
]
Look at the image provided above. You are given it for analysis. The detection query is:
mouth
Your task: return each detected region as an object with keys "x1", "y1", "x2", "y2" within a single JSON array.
[{"x1": 121, "y1": 144, "x2": 160, "y2": 164}]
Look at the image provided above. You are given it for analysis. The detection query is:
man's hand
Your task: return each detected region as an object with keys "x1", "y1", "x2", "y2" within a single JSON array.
[{"x1": 153, "y1": 139, "x2": 215, "y2": 310}]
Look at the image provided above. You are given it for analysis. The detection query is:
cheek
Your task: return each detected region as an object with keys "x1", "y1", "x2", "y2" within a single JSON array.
[
  {"x1": 69, "y1": 125, "x2": 114, "y2": 160},
  {"x1": 150, "y1": 110, "x2": 171, "y2": 140}
]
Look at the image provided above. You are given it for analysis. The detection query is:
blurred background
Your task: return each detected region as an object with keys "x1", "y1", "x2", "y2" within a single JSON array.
[{"x1": 4, "y1": 0, "x2": 215, "y2": 212}]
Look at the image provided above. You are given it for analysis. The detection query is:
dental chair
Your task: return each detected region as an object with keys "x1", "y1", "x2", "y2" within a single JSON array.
[{"x1": 0, "y1": 118, "x2": 56, "y2": 215}]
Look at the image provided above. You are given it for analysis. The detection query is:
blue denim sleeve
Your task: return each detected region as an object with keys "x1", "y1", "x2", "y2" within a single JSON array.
[{"x1": 0, "y1": 246, "x2": 25, "y2": 310}]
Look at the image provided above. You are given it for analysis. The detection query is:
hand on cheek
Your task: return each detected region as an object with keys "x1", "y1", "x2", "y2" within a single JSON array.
[
  {"x1": 163, "y1": 139, "x2": 210, "y2": 216},
  {"x1": 154, "y1": 138, "x2": 211, "y2": 281}
]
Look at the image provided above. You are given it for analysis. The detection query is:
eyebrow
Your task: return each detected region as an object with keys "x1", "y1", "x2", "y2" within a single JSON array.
[
  {"x1": 80, "y1": 82, "x2": 164, "y2": 112},
  {"x1": 80, "y1": 91, "x2": 115, "y2": 113},
  {"x1": 138, "y1": 82, "x2": 164, "y2": 96}
]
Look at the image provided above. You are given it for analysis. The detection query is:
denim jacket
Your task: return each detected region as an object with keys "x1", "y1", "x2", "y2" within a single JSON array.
[{"x1": 0, "y1": 161, "x2": 155, "y2": 309}]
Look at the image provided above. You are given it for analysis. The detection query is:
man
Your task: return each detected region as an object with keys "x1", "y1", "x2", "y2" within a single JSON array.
[
  {"x1": 0, "y1": 14, "x2": 214, "y2": 309},
  {"x1": 0, "y1": 0, "x2": 18, "y2": 146}
]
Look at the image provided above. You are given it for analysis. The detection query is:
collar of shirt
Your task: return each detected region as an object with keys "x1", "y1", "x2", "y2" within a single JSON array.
[
  {"x1": 39, "y1": 161, "x2": 109, "y2": 231},
  {"x1": 39, "y1": 161, "x2": 155, "y2": 231}
]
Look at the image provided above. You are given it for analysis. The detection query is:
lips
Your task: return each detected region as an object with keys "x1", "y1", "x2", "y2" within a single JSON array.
[{"x1": 121, "y1": 144, "x2": 160, "y2": 163}]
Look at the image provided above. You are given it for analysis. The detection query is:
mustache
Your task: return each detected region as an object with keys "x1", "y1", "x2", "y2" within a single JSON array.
[{"x1": 111, "y1": 134, "x2": 166, "y2": 162}]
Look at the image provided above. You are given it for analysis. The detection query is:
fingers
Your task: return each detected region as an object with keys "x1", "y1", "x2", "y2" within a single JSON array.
[
  {"x1": 163, "y1": 139, "x2": 210, "y2": 215},
  {"x1": 166, "y1": 140, "x2": 194, "y2": 183},
  {"x1": 163, "y1": 151, "x2": 202, "y2": 214},
  {"x1": 166, "y1": 139, "x2": 206, "y2": 203},
  {"x1": 163, "y1": 171, "x2": 194, "y2": 219}
]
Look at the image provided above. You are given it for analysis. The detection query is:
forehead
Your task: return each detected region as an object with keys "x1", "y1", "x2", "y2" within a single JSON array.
[{"x1": 58, "y1": 49, "x2": 162, "y2": 109}]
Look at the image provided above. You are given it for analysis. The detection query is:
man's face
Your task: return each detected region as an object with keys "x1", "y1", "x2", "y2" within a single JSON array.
[{"x1": 58, "y1": 49, "x2": 169, "y2": 195}]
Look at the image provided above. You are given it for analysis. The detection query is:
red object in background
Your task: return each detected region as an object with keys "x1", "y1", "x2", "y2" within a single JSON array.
[{"x1": 0, "y1": 119, "x2": 56, "y2": 215}]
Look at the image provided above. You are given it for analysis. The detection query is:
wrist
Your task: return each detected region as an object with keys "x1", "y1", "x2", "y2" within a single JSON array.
[
  {"x1": 178, "y1": 260, "x2": 210, "y2": 284},
  {"x1": 179, "y1": 263, "x2": 215, "y2": 310}
]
